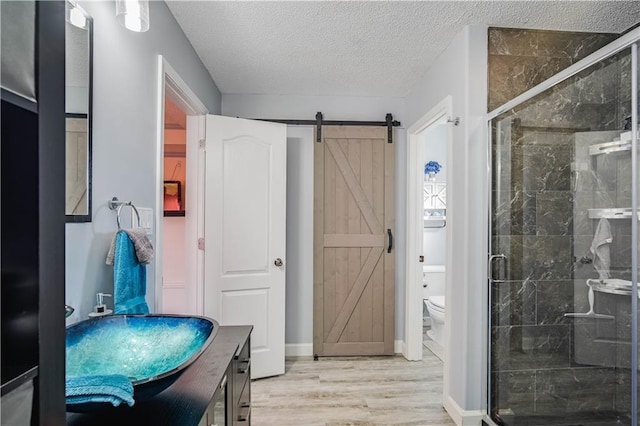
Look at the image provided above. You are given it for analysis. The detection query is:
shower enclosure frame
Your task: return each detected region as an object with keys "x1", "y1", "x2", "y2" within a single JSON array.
[{"x1": 486, "y1": 27, "x2": 640, "y2": 426}]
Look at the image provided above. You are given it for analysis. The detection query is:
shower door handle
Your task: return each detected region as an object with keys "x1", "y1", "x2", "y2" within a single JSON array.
[{"x1": 488, "y1": 254, "x2": 507, "y2": 283}]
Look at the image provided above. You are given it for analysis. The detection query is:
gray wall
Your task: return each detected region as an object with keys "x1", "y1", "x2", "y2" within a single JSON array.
[
  {"x1": 284, "y1": 126, "x2": 314, "y2": 345},
  {"x1": 222, "y1": 94, "x2": 406, "y2": 346},
  {"x1": 404, "y1": 25, "x2": 488, "y2": 414},
  {"x1": 65, "y1": 1, "x2": 221, "y2": 322}
]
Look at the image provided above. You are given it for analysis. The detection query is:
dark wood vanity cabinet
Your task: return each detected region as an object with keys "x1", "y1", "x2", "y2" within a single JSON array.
[
  {"x1": 199, "y1": 330, "x2": 251, "y2": 426},
  {"x1": 68, "y1": 325, "x2": 252, "y2": 426},
  {"x1": 199, "y1": 364, "x2": 230, "y2": 426},
  {"x1": 233, "y1": 334, "x2": 251, "y2": 425}
]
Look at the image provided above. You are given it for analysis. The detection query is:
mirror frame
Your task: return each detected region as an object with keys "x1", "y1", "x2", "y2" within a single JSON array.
[{"x1": 65, "y1": 14, "x2": 93, "y2": 223}]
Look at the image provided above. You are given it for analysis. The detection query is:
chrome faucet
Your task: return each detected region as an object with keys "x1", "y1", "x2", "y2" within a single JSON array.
[{"x1": 65, "y1": 304, "x2": 75, "y2": 318}]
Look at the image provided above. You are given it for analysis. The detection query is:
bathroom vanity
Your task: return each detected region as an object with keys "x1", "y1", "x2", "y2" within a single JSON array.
[{"x1": 66, "y1": 325, "x2": 252, "y2": 426}]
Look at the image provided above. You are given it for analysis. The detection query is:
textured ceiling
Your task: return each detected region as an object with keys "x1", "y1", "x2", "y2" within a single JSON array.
[{"x1": 166, "y1": 1, "x2": 640, "y2": 97}]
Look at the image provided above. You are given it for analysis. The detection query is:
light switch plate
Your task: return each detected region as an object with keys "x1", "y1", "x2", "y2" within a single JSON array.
[{"x1": 132, "y1": 207, "x2": 153, "y2": 235}]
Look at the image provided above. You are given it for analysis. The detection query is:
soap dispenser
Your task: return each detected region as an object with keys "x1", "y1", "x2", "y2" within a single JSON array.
[{"x1": 88, "y1": 293, "x2": 113, "y2": 317}]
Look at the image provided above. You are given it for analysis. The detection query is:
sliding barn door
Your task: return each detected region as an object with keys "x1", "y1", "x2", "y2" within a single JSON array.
[{"x1": 314, "y1": 126, "x2": 395, "y2": 356}]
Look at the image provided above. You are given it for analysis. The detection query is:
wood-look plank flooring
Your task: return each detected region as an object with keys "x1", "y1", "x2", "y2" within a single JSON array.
[{"x1": 251, "y1": 348, "x2": 455, "y2": 426}]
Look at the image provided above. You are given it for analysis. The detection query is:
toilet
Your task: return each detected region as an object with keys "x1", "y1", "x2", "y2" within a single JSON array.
[
  {"x1": 425, "y1": 296, "x2": 445, "y2": 346},
  {"x1": 422, "y1": 265, "x2": 446, "y2": 347}
]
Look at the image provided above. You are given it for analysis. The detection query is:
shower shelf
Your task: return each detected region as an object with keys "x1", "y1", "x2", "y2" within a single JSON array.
[
  {"x1": 588, "y1": 208, "x2": 639, "y2": 220},
  {"x1": 591, "y1": 279, "x2": 640, "y2": 298},
  {"x1": 588, "y1": 131, "x2": 636, "y2": 156}
]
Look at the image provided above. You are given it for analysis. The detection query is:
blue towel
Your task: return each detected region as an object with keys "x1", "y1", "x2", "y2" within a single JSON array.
[
  {"x1": 66, "y1": 374, "x2": 134, "y2": 407},
  {"x1": 113, "y1": 231, "x2": 149, "y2": 314}
]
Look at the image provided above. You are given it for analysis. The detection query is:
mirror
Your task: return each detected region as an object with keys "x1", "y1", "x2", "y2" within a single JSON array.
[{"x1": 65, "y1": 2, "x2": 92, "y2": 222}]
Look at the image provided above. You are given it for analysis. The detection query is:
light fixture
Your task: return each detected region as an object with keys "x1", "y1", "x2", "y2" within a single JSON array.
[
  {"x1": 116, "y1": 0, "x2": 150, "y2": 33},
  {"x1": 66, "y1": 0, "x2": 88, "y2": 30}
]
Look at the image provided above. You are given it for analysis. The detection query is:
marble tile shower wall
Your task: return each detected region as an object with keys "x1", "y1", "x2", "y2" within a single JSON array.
[
  {"x1": 489, "y1": 28, "x2": 636, "y2": 421},
  {"x1": 490, "y1": 126, "x2": 617, "y2": 418},
  {"x1": 488, "y1": 28, "x2": 616, "y2": 113}
]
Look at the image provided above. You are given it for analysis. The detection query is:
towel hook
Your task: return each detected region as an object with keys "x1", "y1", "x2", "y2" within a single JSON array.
[{"x1": 108, "y1": 197, "x2": 141, "y2": 230}]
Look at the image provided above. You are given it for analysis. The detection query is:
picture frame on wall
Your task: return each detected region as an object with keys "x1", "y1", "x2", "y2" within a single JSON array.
[{"x1": 163, "y1": 180, "x2": 184, "y2": 216}]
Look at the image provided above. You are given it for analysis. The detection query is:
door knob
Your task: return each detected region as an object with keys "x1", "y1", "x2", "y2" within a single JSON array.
[{"x1": 274, "y1": 258, "x2": 284, "y2": 267}]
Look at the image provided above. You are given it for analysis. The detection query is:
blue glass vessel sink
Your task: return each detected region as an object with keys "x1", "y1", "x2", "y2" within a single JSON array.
[{"x1": 66, "y1": 314, "x2": 218, "y2": 412}]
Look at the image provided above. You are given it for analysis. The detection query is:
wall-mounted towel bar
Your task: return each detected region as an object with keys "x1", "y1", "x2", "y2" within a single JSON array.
[
  {"x1": 108, "y1": 197, "x2": 141, "y2": 230},
  {"x1": 424, "y1": 218, "x2": 446, "y2": 229},
  {"x1": 424, "y1": 208, "x2": 446, "y2": 228}
]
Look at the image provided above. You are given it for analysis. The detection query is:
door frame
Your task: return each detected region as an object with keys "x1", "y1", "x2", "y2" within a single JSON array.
[
  {"x1": 155, "y1": 56, "x2": 208, "y2": 314},
  {"x1": 404, "y1": 96, "x2": 452, "y2": 364}
]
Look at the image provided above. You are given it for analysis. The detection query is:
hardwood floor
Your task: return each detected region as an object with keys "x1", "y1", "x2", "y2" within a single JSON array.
[{"x1": 251, "y1": 348, "x2": 455, "y2": 425}]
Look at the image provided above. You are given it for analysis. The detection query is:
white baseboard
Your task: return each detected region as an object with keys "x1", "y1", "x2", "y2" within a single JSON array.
[
  {"x1": 285, "y1": 343, "x2": 313, "y2": 357},
  {"x1": 284, "y1": 341, "x2": 405, "y2": 357},
  {"x1": 443, "y1": 395, "x2": 484, "y2": 426}
]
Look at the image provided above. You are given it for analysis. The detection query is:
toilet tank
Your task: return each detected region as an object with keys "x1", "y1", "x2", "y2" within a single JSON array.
[{"x1": 423, "y1": 265, "x2": 445, "y2": 300}]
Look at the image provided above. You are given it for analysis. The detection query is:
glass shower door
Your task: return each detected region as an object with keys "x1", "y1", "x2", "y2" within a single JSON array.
[{"x1": 489, "y1": 46, "x2": 637, "y2": 426}]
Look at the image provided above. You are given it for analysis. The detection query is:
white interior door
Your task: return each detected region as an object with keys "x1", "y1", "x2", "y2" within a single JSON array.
[{"x1": 204, "y1": 115, "x2": 286, "y2": 379}]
